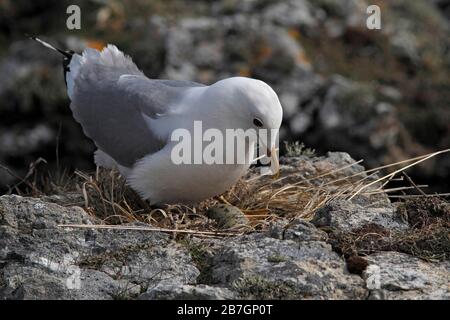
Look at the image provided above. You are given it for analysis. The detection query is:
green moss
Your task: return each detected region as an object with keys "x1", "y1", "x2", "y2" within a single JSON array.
[
  {"x1": 330, "y1": 198, "x2": 450, "y2": 261},
  {"x1": 111, "y1": 283, "x2": 141, "y2": 300},
  {"x1": 180, "y1": 240, "x2": 215, "y2": 284},
  {"x1": 0, "y1": 270, "x2": 5, "y2": 288},
  {"x1": 78, "y1": 243, "x2": 151, "y2": 272},
  {"x1": 233, "y1": 275, "x2": 303, "y2": 300},
  {"x1": 267, "y1": 254, "x2": 288, "y2": 263}
]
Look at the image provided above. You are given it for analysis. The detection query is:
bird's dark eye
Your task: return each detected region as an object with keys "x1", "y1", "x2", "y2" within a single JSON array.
[{"x1": 253, "y1": 118, "x2": 264, "y2": 127}]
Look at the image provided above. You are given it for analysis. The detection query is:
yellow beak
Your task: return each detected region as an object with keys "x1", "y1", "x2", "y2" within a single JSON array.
[{"x1": 267, "y1": 146, "x2": 279, "y2": 179}]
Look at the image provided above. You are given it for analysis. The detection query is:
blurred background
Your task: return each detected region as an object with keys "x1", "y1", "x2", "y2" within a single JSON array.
[{"x1": 0, "y1": 0, "x2": 449, "y2": 194}]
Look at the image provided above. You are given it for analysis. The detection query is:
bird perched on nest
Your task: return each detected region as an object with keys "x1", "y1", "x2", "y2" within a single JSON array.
[{"x1": 31, "y1": 37, "x2": 283, "y2": 204}]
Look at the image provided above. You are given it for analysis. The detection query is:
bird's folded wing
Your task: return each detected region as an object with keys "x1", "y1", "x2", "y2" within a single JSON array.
[{"x1": 69, "y1": 45, "x2": 204, "y2": 167}]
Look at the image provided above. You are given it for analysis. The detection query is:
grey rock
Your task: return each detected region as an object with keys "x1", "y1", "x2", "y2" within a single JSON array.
[
  {"x1": 209, "y1": 233, "x2": 366, "y2": 299},
  {"x1": 279, "y1": 91, "x2": 300, "y2": 119},
  {"x1": 365, "y1": 252, "x2": 450, "y2": 300},
  {"x1": 290, "y1": 112, "x2": 311, "y2": 134},
  {"x1": 367, "y1": 289, "x2": 386, "y2": 300},
  {"x1": 139, "y1": 284, "x2": 236, "y2": 300},
  {"x1": 311, "y1": 200, "x2": 408, "y2": 232},
  {"x1": 301, "y1": 75, "x2": 408, "y2": 171},
  {"x1": 263, "y1": 0, "x2": 318, "y2": 28},
  {"x1": 1, "y1": 150, "x2": 449, "y2": 300},
  {"x1": 0, "y1": 124, "x2": 54, "y2": 156},
  {"x1": 0, "y1": 195, "x2": 199, "y2": 300},
  {"x1": 284, "y1": 220, "x2": 329, "y2": 242},
  {"x1": 379, "y1": 86, "x2": 403, "y2": 102},
  {"x1": 269, "y1": 219, "x2": 328, "y2": 243},
  {"x1": 279, "y1": 151, "x2": 365, "y2": 176},
  {"x1": 390, "y1": 30, "x2": 420, "y2": 63}
]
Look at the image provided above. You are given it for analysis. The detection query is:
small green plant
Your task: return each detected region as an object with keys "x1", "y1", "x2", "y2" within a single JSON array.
[
  {"x1": 180, "y1": 240, "x2": 215, "y2": 284},
  {"x1": 284, "y1": 141, "x2": 316, "y2": 157},
  {"x1": 267, "y1": 254, "x2": 288, "y2": 263},
  {"x1": 232, "y1": 275, "x2": 302, "y2": 300},
  {"x1": 111, "y1": 282, "x2": 141, "y2": 300}
]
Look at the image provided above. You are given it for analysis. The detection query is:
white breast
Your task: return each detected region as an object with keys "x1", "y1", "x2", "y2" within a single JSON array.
[{"x1": 127, "y1": 142, "x2": 255, "y2": 204}]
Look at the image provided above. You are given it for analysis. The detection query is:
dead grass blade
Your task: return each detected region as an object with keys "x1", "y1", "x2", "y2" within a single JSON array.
[
  {"x1": 348, "y1": 149, "x2": 450, "y2": 200},
  {"x1": 58, "y1": 224, "x2": 242, "y2": 237},
  {"x1": 14, "y1": 148, "x2": 448, "y2": 238}
]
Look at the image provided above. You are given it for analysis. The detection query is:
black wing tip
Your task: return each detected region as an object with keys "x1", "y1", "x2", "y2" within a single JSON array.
[
  {"x1": 28, "y1": 34, "x2": 74, "y2": 86},
  {"x1": 28, "y1": 35, "x2": 74, "y2": 59}
]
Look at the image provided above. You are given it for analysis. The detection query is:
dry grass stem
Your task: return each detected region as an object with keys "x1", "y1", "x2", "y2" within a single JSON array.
[{"x1": 10, "y1": 149, "x2": 449, "y2": 238}]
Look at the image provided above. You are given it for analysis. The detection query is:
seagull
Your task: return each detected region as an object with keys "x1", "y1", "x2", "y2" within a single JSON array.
[{"x1": 31, "y1": 37, "x2": 283, "y2": 204}]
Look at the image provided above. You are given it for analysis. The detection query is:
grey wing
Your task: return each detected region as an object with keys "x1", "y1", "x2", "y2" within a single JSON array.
[
  {"x1": 158, "y1": 79, "x2": 205, "y2": 88},
  {"x1": 69, "y1": 45, "x2": 204, "y2": 167}
]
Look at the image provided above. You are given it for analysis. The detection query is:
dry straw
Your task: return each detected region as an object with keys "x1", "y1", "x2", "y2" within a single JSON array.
[{"x1": 55, "y1": 149, "x2": 450, "y2": 237}]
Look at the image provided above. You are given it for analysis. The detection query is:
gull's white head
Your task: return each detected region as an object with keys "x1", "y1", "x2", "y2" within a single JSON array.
[
  {"x1": 207, "y1": 77, "x2": 283, "y2": 133},
  {"x1": 204, "y1": 77, "x2": 283, "y2": 173}
]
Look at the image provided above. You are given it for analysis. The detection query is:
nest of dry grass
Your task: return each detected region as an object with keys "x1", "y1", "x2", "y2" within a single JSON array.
[
  {"x1": 59, "y1": 159, "x2": 388, "y2": 236},
  {"x1": 4, "y1": 149, "x2": 450, "y2": 243}
]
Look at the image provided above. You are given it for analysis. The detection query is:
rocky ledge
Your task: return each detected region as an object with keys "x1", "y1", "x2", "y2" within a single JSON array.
[{"x1": 0, "y1": 153, "x2": 449, "y2": 300}]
